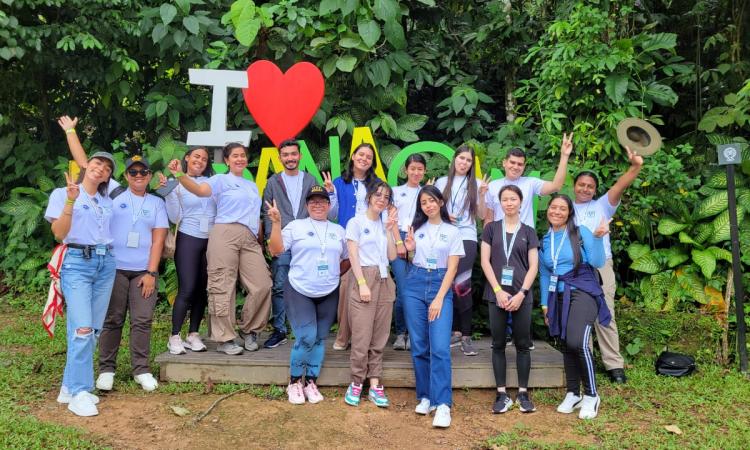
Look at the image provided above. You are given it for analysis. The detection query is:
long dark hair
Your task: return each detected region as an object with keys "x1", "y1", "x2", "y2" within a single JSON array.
[
  {"x1": 222, "y1": 142, "x2": 247, "y2": 160},
  {"x1": 405, "y1": 153, "x2": 426, "y2": 169},
  {"x1": 411, "y1": 185, "x2": 452, "y2": 231},
  {"x1": 441, "y1": 144, "x2": 478, "y2": 220},
  {"x1": 342, "y1": 143, "x2": 376, "y2": 186},
  {"x1": 548, "y1": 193, "x2": 582, "y2": 272},
  {"x1": 76, "y1": 156, "x2": 114, "y2": 196},
  {"x1": 182, "y1": 146, "x2": 214, "y2": 177}
]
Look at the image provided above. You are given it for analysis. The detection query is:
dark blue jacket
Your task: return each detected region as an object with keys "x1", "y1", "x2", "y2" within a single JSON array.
[{"x1": 545, "y1": 263, "x2": 611, "y2": 340}]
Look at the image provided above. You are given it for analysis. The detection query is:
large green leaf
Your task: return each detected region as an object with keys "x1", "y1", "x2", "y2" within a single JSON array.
[
  {"x1": 626, "y1": 243, "x2": 650, "y2": 261},
  {"x1": 336, "y1": 55, "x2": 357, "y2": 73},
  {"x1": 694, "y1": 190, "x2": 728, "y2": 219},
  {"x1": 383, "y1": 20, "x2": 406, "y2": 50},
  {"x1": 357, "y1": 19, "x2": 381, "y2": 48},
  {"x1": 645, "y1": 83, "x2": 678, "y2": 107},
  {"x1": 373, "y1": 0, "x2": 399, "y2": 21},
  {"x1": 183, "y1": 16, "x2": 200, "y2": 35},
  {"x1": 706, "y1": 170, "x2": 727, "y2": 188},
  {"x1": 236, "y1": 18, "x2": 261, "y2": 46},
  {"x1": 604, "y1": 74, "x2": 628, "y2": 104},
  {"x1": 640, "y1": 277, "x2": 662, "y2": 311},
  {"x1": 640, "y1": 32, "x2": 677, "y2": 52},
  {"x1": 706, "y1": 246, "x2": 733, "y2": 263},
  {"x1": 691, "y1": 249, "x2": 716, "y2": 279},
  {"x1": 676, "y1": 270, "x2": 707, "y2": 303},
  {"x1": 692, "y1": 223, "x2": 713, "y2": 244},
  {"x1": 678, "y1": 231, "x2": 698, "y2": 245},
  {"x1": 665, "y1": 247, "x2": 689, "y2": 268},
  {"x1": 630, "y1": 254, "x2": 661, "y2": 274},
  {"x1": 657, "y1": 217, "x2": 687, "y2": 235},
  {"x1": 160, "y1": 3, "x2": 177, "y2": 25},
  {"x1": 709, "y1": 208, "x2": 745, "y2": 243}
]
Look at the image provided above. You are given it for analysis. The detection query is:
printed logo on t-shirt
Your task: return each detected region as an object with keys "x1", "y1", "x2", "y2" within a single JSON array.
[
  {"x1": 364, "y1": 228, "x2": 370, "y2": 235},
  {"x1": 400, "y1": 192, "x2": 406, "y2": 197},
  {"x1": 142, "y1": 209, "x2": 151, "y2": 217},
  {"x1": 418, "y1": 233, "x2": 425, "y2": 239},
  {"x1": 307, "y1": 231, "x2": 314, "y2": 237},
  {"x1": 439, "y1": 233, "x2": 448, "y2": 242},
  {"x1": 83, "y1": 205, "x2": 90, "y2": 210},
  {"x1": 119, "y1": 203, "x2": 127, "y2": 209},
  {"x1": 328, "y1": 232, "x2": 338, "y2": 240}
]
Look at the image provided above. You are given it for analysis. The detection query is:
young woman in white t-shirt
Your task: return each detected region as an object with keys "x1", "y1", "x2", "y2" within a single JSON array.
[
  {"x1": 167, "y1": 143, "x2": 271, "y2": 356},
  {"x1": 434, "y1": 145, "x2": 488, "y2": 356},
  {"x1": 343, "y1": 181, "x2": 398, "y2": 407},
  {"x1": 391, "y1": 153, "x2": 427, "y2": 350},
  {"x1": 267, "y1": 185, "x2": 349, "y2": 406},
  {"x1": 403, "y1": 185, "x2": 465, "y2": 428},
  {"x1": 163, "y1": 147, "x2": 217, "y2": 355}
]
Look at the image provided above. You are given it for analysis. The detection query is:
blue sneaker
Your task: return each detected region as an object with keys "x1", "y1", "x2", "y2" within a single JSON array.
[
  {"x1": 344, "y1": 382, "x2": 362, "y2": 406},
  {"x1": 368, "y1": 385, "x2": 390, "y2": 407}
]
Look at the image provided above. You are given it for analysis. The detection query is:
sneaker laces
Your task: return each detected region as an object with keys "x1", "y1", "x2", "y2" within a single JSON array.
[{"x1": 350, "y1": 383, "x2": 362, "y2": 396}]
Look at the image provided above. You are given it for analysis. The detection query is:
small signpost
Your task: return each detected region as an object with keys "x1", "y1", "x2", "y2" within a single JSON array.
[{"x1": 718, "y1": 143, "x2": 748, "y2": 373}]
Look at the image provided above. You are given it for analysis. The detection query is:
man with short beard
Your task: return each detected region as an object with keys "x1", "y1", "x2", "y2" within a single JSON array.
[{"x1": 261, "y1": 139, "x2": 333, "y2": 348}]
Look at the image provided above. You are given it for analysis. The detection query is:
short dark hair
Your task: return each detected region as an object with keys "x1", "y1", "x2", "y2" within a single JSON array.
[
  {"x1": 574, "y1": 171, "x2": 599, "y2": 190},
  {"x1": 365, "y1": 180, "x2": 394, "y2": 208},
  {"x1": 278, "y1": 139, "x2": 299, "y2": 151},
  {"x1": 499, "y1": 184, "x2": 524, "y2": 203},
  {"x1": 505, "y1": 148, "x2": 526, "y2": 160},
  {"x1": 405, "y1": 153, "x2": 427, "y2": 169}
]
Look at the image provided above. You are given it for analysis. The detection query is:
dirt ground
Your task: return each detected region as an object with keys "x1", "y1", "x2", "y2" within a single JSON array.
[{"x1": 35, "y1": 387, "x2": 594, "y2": 450}]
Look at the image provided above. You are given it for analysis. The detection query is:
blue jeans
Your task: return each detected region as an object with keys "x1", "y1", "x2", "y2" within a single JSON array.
[
  {"x1": 284, "y1": 281, "x2": 338, "y2": 380},
  {"x1": 403, "y1": 266, "x2": 454, "y2": 407},
  {"x1": 60, "y1": 247, "x2": 116, "y2": 396},
  {"x1": 390, "y1": 230, "x2": 408, "y2": 335},
  {"x1": 270, "y1": 250, "x2": 291, "y2": 334}
]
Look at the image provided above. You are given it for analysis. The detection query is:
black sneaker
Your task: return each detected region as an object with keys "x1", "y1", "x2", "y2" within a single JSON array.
[
  {"x1": 608, "y1": 368, "x2": 627, "y2": 384},
  {"x1": 492, "y1": 392, "x2": 513, "y2": 414},
  {"x1": 516, "y1": 391, "x2": 536, "y2": 413},
  {"x1": 263, "y1": 331, "x2": 288, "y2": 349}
]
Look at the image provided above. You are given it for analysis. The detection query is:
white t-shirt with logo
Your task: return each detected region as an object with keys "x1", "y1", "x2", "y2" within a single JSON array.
[
  {"x1": 282, "y1": 218, "x2": 348, "y2": 298},
  {"x1": 165, "y1": 178, "x2": 217, "y2": 239},
  {"x1": 392, "y1": 184, "x2": 421, "y2": 232},
  {"x1": 574, "y1": 195, "x2": 618, "y2": 259},
  {"x1": 207, "y1": 173, "x2": 261, "y2": 236},
  {"x1": 412, "y1": 221, "x2": 465, "y2": 269},
  {"x1": 485, "y1": 177, "x2": 545, "y2": 228},
  {"x1": 345, "y1": 214, "x2": 389, "y2": 268},
  {"x1": 110, "y1": 190, "x2": 169, "y2": 270},
  {"x1": 45, "y1": 184, "x2": 115, "y2": 245},
  {"x1": 434, "y1": 175, "x2": 482, "y2": 241}
]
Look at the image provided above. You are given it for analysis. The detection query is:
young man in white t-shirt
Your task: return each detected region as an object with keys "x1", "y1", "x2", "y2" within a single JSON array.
[
  {"x1": 484, "y1": 133, "x2": 574, "y2": 228},
  {"x1": 573, "y1": 146, "x2": 644, "y2": 384}
]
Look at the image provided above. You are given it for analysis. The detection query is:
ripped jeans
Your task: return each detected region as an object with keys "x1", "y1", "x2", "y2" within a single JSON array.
[
  {"x1": 284, "y1": 281, "x2": 338, "y2": 381},
  {"x1": 60, "y1": 247, "x2": 116, "y2": 396}
]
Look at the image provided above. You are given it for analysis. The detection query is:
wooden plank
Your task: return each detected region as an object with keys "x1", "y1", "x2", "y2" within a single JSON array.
[{"x1": 156, "y1": 337, "x2": 564, "y2": 388}]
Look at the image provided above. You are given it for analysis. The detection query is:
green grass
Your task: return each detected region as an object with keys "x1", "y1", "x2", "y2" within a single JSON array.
[{"x1": 2, "y1": 300, "x2": 750, "y2": 450}]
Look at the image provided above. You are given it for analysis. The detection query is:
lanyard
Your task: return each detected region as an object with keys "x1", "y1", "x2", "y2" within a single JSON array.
[
  {"x1": 128, "y1": 190, "x2": 147, "y2": 227},
  {"x1": 309, "y1": 218, "x2": 329, "y2": 255},
  {"x1": 449, "y1": 176, "x2": 468, "y2": 216},
  {"x1": 549, "y1": 228, "x2": 568, "y2": 273},
  {"x1": 82, "y1": 190, "x2": 105, "y2": 232},
  {"x1": 426, "y1": 222, "x2": 443, "y2": 252},
  {"x1": 501, "y1": 220, "x2": 520, "y2": 263}
]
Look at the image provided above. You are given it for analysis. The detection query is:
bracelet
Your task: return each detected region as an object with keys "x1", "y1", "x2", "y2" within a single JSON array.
[
  {"x1": 65, "y1": 128, "x2": 76, "y2": 135},
  {"x1": 174, "y1": 171, "x2": 185, "y2": 178},
  {"x1": 396, "y1": 240, "x2": 404, "y2": 245},
  {"x1": 492, "y1": 286, "x2": 501, "y2": 293},
  {"x1": 63, "y1": 212, "x2": 73, "y2": 216},
  {"x1": 147, "y1": 271, "x2": 158, "y2": 277},
  {"x1": 65, "y1": 199, "x2": 75, "y2": 205},
  {"x1": 357, "y1": 278, "x2": 366, "y2": 286}
]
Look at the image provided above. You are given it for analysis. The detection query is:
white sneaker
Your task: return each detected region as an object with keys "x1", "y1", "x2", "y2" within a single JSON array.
[
  {"x1": 556, "y1": 392, "x2": 583, "y2": 413},
  {"x1": 57, "y1": 386, "x2": 100, "y2": 405},
  {"x1": 432, "y1": 404, "x2": 451, "y2": 428},
  {"x1": 96, "y1": 372, "x2": 115, "y2": 391},
  {"x1": 168, "y1": 335, "x2": 187, "y2": 355},
  {"x1": 68, "y1": 392, "x2": 98, "y2": 417},
  {"x1": 578, "y1": 395, "x2": 600, "y2": 420},
  {"x1": 184, "y1": 333, "x2": 207, "y2": 352},
  {"x1": 415, "y1": 398, "x2": 434, "y2": 415},
  {"x1": 134, "y1": 373, "x2": 158, "y2": 392}
]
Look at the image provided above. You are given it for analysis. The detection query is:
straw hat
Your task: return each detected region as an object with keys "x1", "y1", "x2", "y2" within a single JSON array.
[{"x1": 616, "y1": 118, "x2": 662, "y2": 156}]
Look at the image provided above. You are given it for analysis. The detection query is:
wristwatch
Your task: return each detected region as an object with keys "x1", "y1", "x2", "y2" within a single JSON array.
[
  {"x1": 520, "y1": 288, "x2": 530, "y2": 295},
  {"x1": 147, "y1": 271, "x2": 158, "y2": 277}
]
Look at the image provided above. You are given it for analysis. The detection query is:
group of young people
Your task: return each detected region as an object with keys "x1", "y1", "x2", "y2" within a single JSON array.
[{"x1": 46, "y1": 116, "x2": 644, "y2": 427}]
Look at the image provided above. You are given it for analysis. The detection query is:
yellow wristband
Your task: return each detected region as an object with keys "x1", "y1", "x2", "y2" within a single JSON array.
[
  {"x1": 357, "y1": 278, "x2": 366, "y2": 286},
  {"x1": 396, "y1": 240, "x2": 404, "y2": 245},
  {"x1": 65, "y1": 128, "x2": 76, "y2": 135},
  {"x1": 492, "y1": 286, "x2": 501, "y2": 293},
  {"x1": 174, "y1": 171, "x2": 185, "y2": 178},
  {"x1": 65, "y1": 199, "x2": 75, "y2": 205}
]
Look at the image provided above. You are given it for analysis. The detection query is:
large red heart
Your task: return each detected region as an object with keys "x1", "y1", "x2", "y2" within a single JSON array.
[{"x1": 242, "y1": 60, "x2": 325, "y2": 148}]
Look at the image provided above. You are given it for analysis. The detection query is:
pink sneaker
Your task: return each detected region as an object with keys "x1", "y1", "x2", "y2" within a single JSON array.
[
  {"x1": 303, "y1": 380, "x2": 324, "y2": 404},
  {"x1": 287, "y1": 380, "x2": 305, "y2": 405}
]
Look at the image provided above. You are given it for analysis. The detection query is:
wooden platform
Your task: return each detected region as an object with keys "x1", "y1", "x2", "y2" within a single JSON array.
[{"x1": 156, "y1": 335, "x2": 563, "y2": 388}]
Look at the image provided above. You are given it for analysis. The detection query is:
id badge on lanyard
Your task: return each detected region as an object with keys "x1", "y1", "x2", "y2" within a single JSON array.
[
  {"x1": 317, "y1": 254, "x2": 329, "y2": 277},
  {"x1": 95, "y1": 246, "x2": 106, "y2": 256},
  {"x1": 501, "y1": 265, "x2": 514, "y2": 286},
  {"x1": 127, "y1": 231, "x2": 140, "y2": 248},
  {"x1": 549, "y1": 228, "x2": 567, "y2": 293},
  {"x1": 425, "y1": 252, "x2": 438, "y2": 270}
]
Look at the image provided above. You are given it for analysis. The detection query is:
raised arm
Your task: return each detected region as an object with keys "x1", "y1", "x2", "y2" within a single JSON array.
[
  {"x1": 58, "y1": 116, "x2": 89, "y2": 169},
  {"x1": 541, "y1": 132, "x2": 573, "y2": 195},
  {"x1": 606, "y1": 146, "x2": 644, "y2": 207},
  {"x1": 167, "y1": 159, "x2": 212, "y2": 197}
]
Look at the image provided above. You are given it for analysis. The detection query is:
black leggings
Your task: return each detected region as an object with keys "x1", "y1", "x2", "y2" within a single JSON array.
[
  {"x1": 171, "y1": 231, "x2": 208, "y2": 335},
  {"x1": 488, "y1": 295, "x2": 532, "y2": 388},
  {"x1": 452, "y1": 240, "x2": 477, "y2": 335},
  {"x1": 559, "y1": 290, "x2": 599, "y2": 397}
]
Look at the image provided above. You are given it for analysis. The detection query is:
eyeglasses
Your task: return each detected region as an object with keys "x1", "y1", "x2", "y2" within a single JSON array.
[
  {"x1": 307, "y1": 199, "x2": 330, "y2": 206},
  {"x1": 127, "y1": 169, "x2": 151, "y2": 177}
]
